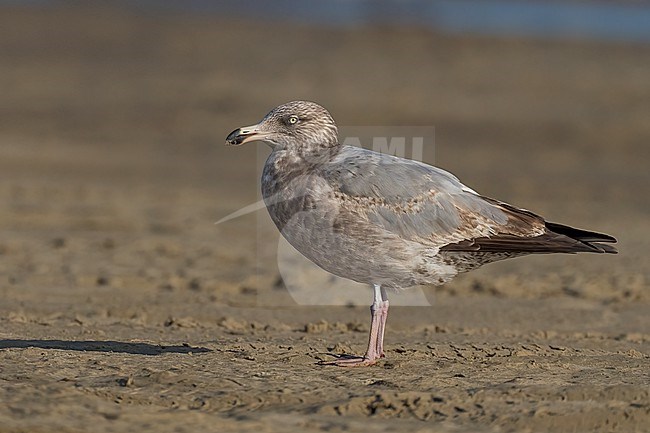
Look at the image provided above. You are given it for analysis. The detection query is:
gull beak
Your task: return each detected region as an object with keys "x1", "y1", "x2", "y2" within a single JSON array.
[{"x1": 225, "y1": 123, "x2": 270, "y2": 146}]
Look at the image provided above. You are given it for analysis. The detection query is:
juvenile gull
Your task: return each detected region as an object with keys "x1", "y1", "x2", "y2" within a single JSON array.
[{"x1": 225, "y1": 101, "x2": 617, "y2": 367}]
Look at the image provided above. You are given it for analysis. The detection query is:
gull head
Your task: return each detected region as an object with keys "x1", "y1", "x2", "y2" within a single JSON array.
[{"x1": 226, "y1": 101, "x2": 339, "y2": 152}]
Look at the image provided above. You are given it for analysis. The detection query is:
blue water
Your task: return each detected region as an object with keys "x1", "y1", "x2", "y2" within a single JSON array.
[{"x1": 7, "y1": 0, "x2": 650, "y2": 43}]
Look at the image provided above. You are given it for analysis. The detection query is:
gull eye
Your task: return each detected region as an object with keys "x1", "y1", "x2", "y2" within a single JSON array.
[{"x1": 287, "y1": 115, "x2": 299, "y2": 125}]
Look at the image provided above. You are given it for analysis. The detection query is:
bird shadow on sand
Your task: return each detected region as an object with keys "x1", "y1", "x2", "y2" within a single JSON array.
[{"x1": 0, "y1": 339, "x2": 211, "y2": 355}]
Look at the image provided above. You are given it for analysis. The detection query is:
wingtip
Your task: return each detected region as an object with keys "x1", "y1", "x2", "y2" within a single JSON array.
[{"x1": 596, "y1": 243, "x2": 618, "y2": 254}]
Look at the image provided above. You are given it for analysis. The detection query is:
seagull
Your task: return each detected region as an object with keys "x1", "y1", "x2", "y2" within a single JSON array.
[{"x1": 225, "y1": 101, "x2": 617, "y2": 367}]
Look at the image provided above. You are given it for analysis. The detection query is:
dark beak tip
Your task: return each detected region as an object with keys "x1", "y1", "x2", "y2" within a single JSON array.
[{"x1": 225, "y1": 128, "x2": 243, "y2": 146}]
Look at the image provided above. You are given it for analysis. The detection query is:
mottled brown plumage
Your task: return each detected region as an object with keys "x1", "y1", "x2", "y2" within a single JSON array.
[{"x1": 225, "y1": 100, "x2": 617, "y2": 366}]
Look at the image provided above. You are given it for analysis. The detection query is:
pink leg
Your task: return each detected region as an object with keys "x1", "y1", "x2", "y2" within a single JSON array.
[
  {"x1": 322, "y1": 285, "x2": 389, "y2": 367},
  {"x1": 375, "y1": 300, "x2": 389, "y2": 358}
]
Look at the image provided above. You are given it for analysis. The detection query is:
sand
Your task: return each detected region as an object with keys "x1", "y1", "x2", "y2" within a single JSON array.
[{"x1": 0, "y1": 5, "x2": 648, "y2": 433}]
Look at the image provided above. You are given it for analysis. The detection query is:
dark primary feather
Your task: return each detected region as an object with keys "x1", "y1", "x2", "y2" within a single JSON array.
[
  {"x1": 543, "y1": 221, "x2": 618, "y2": 254},
  {"x1": 545, "y1": 221, "x2": 617, "y2": 243}
]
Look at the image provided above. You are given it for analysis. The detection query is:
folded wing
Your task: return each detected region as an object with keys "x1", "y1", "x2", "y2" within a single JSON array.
[{"x1": 325, "y1": 146, "x2": 617, "y2": 254}]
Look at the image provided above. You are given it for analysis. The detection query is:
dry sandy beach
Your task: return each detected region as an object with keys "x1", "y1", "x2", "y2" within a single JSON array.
[{"x1": 0, "y1": 5, "x2": 649, "y2": 432}]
